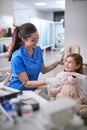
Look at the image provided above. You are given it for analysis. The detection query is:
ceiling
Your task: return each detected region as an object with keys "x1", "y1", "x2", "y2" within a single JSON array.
[{"x1": 15, "y1": 0, "x2": 65, "y2": 12}]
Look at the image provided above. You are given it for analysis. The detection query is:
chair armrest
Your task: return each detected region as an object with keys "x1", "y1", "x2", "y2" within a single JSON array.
[
  {"x1": 0, "y1": 72, "x2": 11, "y2": 86},
  {"x1": 0, "y1": 67, "x2": 11, "y2": 86},
  {"x1": 35, "y1": 85, "x2": 47, "y2": 95}
]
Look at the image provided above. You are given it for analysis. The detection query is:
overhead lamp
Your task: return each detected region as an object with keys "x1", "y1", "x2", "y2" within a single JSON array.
[
  {"x1": 34, "y1": 2, "x2": 47, "y2": 6},
  {"x1": 56, "y1": 0, "x2": 65, "y2": 4}
]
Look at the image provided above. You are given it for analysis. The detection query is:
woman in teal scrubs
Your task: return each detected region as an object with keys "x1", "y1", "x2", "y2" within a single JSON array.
[{"x1": 8, "y1": 23, "x2": 62, "y2": 91}]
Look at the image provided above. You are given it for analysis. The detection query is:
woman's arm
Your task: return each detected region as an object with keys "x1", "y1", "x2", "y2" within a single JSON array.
[
  {"x1": 41, "y1": 55, "x2": 64, "y2": 74},
  {"x1": 17, "y1": 72, "x2": 46, "y2": 88},
  {"x1": 41, "y1": 61, "x2": 61, "y2": 74}
]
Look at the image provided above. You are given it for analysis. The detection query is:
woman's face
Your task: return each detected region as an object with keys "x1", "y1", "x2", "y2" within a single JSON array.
[
  {"x1": 23, "y1": 31, "x2": 39, "y2": 48},
  {"x1": 64, "y1": 56, "x2": 80, "y2": 72}
]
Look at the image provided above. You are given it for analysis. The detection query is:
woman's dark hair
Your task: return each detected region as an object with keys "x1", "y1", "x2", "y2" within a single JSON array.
[
  {"x1": 65, "y1": 53, "x2": 83, "y2": 74},
  {"x1": 8, "y1": 23, "x2": 37, "y2": 61}
]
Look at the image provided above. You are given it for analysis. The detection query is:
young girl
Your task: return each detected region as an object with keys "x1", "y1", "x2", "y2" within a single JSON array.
[
  {"x1": 46, "y1": 53, "x2": 84, "y2": 87},
  {"x1": 64, "y1": 53, "x2": 83, "y2": 74},
  {"x1": 46, "y1": 53, "x2": 87, "y2": 117}
]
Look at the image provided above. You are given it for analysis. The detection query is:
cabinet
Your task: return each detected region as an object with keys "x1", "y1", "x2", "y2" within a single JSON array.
[
  {"x1": 54, "y1": 22, "x2": 64, "y2": 49},
  {"x1": 0, "y1": 19, "x2": 64, "y2": 52},
  {"x1": 30, "y1": 18, "x2": 64, "y2": 51},
  {"x1": 30, "y1": 18, "x2": 54, "y2": 50},
  {"x1": 0, "y1": 37, "x2": 12, "y2": 45}
]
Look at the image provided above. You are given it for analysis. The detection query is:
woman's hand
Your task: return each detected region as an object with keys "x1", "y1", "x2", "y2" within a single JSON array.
[
  {"x1": 46, "y1": 77, "x2": 64, "y2": 87},
  {"x1": 59, "y1": 54, "x2": 64, "y2": 64}
]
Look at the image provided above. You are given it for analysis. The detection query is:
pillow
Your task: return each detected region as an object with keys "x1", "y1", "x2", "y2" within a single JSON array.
[{"x1": 78, "y1": 74, "x2": 87, "y2": 99}]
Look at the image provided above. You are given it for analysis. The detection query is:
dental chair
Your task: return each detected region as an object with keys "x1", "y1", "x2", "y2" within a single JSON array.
[{"x1": 63, "y1": 45, "x2": 80, "y2": 60}]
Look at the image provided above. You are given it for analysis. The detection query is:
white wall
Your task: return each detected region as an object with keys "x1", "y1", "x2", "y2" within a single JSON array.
[
  {"x1": 0, "y1": 0, "x2": 53, "y2": 24},
  {"x1": 14, "y1": 1, "x2": 53, "y2": 25},
  {"x1": 30, "y1": 9, "x2": 53, "y2": 21},
  {"x1": 65, "y1": 0, "x2": 87, "y2": 63},
  {"x1": 0, "y1": 0, "x2": 13, "y2": 16}
]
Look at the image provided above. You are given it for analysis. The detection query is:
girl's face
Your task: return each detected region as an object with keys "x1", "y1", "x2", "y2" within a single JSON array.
[
  {"x1": 64, "y1": 56, "x2": 80, "y2": 72},
  {"x1": 22, "y1": 31, "x2": 39, "y2": 48}
]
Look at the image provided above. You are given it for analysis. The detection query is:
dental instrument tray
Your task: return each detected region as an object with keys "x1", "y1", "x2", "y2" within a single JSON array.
[{"x1": 0, "y1": 86, "x2": 22, "y2": 102}]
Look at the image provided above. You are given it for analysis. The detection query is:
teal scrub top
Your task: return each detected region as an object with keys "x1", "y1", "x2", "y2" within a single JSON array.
[{"x1": 8, "y1": 44, "x2": 44, "y2": 91}]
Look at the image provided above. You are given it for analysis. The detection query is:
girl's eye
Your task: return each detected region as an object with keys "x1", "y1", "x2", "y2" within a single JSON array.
[{"x1": 32, "y1": 40, "x2": 35, "y2": 42}]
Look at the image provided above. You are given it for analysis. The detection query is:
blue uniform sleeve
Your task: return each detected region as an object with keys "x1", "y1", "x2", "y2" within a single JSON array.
[{"x1": 11, "y1": 56, "x2": 25, "y2": 73}]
